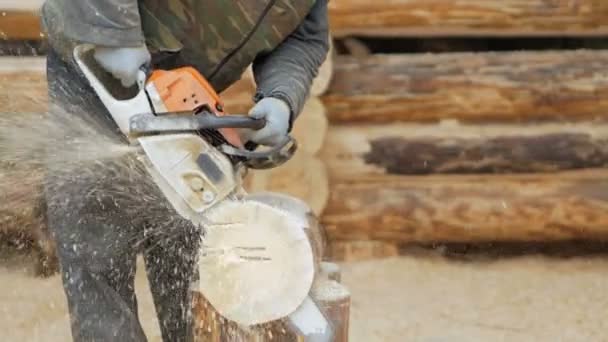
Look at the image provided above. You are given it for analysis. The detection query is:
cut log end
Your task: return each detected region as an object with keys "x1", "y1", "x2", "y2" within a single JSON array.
[{"x1": 198, "y1": 199, "x2": 317, "y2": 326}]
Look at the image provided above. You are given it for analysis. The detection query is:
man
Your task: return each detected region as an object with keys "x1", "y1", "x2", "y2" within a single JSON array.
[{"x1": 39, "y1": 1, "x2": 329, "y2": 341}]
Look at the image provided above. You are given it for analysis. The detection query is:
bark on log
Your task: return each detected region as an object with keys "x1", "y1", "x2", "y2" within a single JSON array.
[
  {"x1": 191, "y1": 291, "x2": 303, "y2": 342},
  {"x1": 310, "y1": 278, "x2": 351, "y2": 342},
  {"x1": 322, "y1": 170, "x2": 608, "y2": 244},
  {"x1": 328, "y1": 0, "x2": 608, "y2": 37},
  {"x1": 322, "y1": 51, "x2": 608, "y2": 124},
  {"x1": 321, "y1": 122, "x2": 608, "y2": 176}
]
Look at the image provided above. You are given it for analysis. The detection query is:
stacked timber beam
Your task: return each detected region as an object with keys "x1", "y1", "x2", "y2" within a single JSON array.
[
  {"x1": 328, "y1": 0, "x2": 608, "y2": 37},
  {"x1": 318, "y1": 50, "x2": 608, "y2": 260},
  {"x1": 322, "y1": 51, "x2": 608, "y2": 124}
]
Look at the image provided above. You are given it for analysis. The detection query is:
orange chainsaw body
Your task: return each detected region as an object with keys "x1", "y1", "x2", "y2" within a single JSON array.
[{"x1": 146, "y1": 67, "x2": 244, "y2": 148}]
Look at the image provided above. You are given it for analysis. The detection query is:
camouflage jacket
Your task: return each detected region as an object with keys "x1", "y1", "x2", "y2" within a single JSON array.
[{"x1": 40, "y1": 0, "x2": 329, "y2": 125}]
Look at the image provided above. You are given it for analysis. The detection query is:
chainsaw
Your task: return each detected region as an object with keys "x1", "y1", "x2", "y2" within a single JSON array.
[
  {"x1": 73, "y1": 45, "x2": 331, "y2": 334},
  {"x1": 72, "y1": 44, "x2": 297, "y2": 225}
]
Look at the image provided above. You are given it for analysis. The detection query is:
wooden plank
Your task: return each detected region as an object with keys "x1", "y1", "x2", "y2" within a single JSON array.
[
  {"x1": 328, "y1": 0, "x2": 608, "y2": 37},
  {"x1": 322, "y1": 50, "x2": 608, "y2": 124},
  {"x1": 322, "y1": 169, "x2": 608, "y2": 244},
  {"x1": 320, "y1": 122, "x2": 608, "y2": 176}
]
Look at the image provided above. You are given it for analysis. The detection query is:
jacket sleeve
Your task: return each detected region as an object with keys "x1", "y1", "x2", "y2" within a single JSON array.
[
  {"x1": 57, "y1": 0, "x2": 145, "y2": 47},
  {"x1": 252, "y1": 0, "x2": 330, "y2": 130}
]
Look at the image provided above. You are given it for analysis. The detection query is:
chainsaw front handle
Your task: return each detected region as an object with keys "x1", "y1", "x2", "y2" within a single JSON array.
[{"x1": 128, "y1": 112, "x2": 266, "y2": 136}]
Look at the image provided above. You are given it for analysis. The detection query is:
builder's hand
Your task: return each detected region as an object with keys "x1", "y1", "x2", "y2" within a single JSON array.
[
  {"x1": 93, "y1": 45, "x2": 151, "y2": 87},
  {"x1": 242, "y1": 97, "x2": 291, "y2": 146}
]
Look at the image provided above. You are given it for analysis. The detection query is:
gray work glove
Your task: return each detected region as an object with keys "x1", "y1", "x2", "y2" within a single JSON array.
[
  {"x1": 241, "y1": 97, "x2": 291, "y2": 146},
  {"x1": 93, "y1": 44, "x2": 151, "y2": 87}
]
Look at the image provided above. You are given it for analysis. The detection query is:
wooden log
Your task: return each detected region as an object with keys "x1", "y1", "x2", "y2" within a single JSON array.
[
  {"x1": 191, "y1": 291, "x2": 302, "y2": 342},
  {"x1": 0, "y1": 10, "x2": 43, "y2": 40},
  {"x1": 198, "y1": 199, "x2": 319, "y2": 326},
  {"x1": 320, "y1": 122, "x2": 608, "y2": 176},
  {"x1": 328, "y1": 241, "x2": 400, "y2": 262},
  {"x1": 310, "y1": 278, "x2": 350, "y2": 342},
  {"x1": 322, "y1": 51, "x2": 608, "y2": 124},
  {"x1": 322, "y1": 169, "x2": 608, "y2": 244},
  {"x1": 328, "y1": 0, "x2": 608, "y2": 37},
  {"x1": 0, "y1": 57, "x2": 47, "y2": 113}
]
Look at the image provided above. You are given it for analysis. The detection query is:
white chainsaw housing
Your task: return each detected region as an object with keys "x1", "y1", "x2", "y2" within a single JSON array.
[
  {"x1": 138, "y1": 134, "x2": 238, "y2": 215},
  {"x1": 73, "y1": 44, "x2": 239, "y2": 218},
  {"x1": 74, "y1": 44, "x2": 325, "y2": 328}
]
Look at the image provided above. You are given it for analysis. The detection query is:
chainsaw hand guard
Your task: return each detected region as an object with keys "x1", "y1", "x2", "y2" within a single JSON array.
[{"x1": 220, "y1": 136, "x2": 297, "y2": 170}]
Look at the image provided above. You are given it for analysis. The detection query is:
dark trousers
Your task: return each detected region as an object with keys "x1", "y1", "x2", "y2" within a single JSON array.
[{"x1": 44, "y1": 48, "x2": 199, "y2": 342}]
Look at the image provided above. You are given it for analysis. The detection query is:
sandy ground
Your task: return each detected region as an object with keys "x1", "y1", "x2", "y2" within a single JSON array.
[{"x1": 1, "y1": 249, "x2": 608, "y2": 342}]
